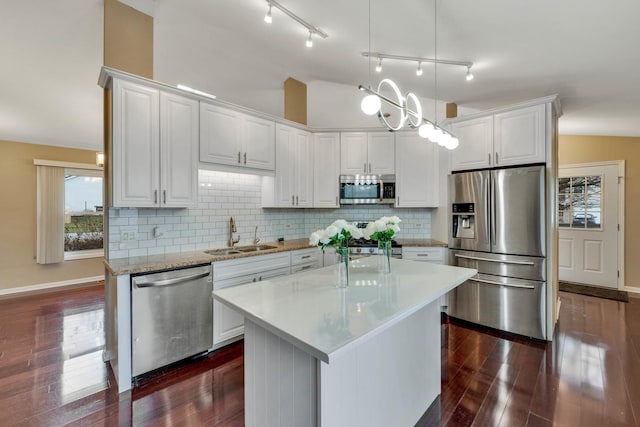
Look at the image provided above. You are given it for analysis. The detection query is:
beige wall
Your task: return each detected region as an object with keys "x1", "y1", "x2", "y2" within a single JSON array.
[
  {"x1": 0, "y1": 140, "x2": 104, "y2": 291},
  {"x1": 104, "y1": 0, "x2": 153, "y2": 79},
  {"x1": 558, "y1": 135, "x2": 640, "y2": 288}
]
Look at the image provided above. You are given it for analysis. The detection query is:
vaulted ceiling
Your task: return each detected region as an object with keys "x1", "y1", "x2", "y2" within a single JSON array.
[{"x1": 2, "y1": 0, "x2": 640, "y2": 150}]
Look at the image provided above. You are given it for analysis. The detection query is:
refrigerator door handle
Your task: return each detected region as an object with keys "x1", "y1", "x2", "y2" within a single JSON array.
[
  {"x1": 471, "y1": 277, "x2": 535, "y2": 290},
  {"x1": 455, "y1": 253, "x2": 535, "y2": 266},
  {"x1": 490, "y1": 172, "x2": 496, "y2": 247}
]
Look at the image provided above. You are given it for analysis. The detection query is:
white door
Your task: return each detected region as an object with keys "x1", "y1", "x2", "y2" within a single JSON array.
[
  {"x1": 367, "y1": 132, "x2": 395, "y2": 174},
  {"x1": 449, "y1": 116, "x2": 493, "y2": 171},
  {"x1": 340, "y1": 132, "x2": 368, "y2": 174},
  {"x1": 558, "y1": 163, "x2": 622, "y2": 289}
]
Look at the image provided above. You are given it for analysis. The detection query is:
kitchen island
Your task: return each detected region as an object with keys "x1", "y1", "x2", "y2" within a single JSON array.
[{"x1": 214, "y1": 257, "x2": 476, "y2": 427}]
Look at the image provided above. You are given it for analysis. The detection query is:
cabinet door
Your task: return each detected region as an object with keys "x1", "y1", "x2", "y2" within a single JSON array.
[
  {"x1": 213, "y1": 273, "x2": 255, "y2": 346},
  {"x1": 242, "y1": 114, "x2": 275, "y2": 170},
  {"x1": 494, "y1": 104, "x2": 545, "y2": 166},
  {"x1": 160, "y1": 92, "x2": 199, "y2": 208},
  {"x1": 367, "y1": 132, "x2": 395, "y2": 174},
  {"x1": 340, "y1": 132, "x2": 368, "y2": 174},
  {"x1": 112, "y1": 79, "x2": 160, "y2": 207},
  {"x1": 274, "y1": 124, "x2": 296, "y2": 207},
  {"x1": 395, "y1": 133, "x2": 439, "y2": 207},
  {"x1": 295, "y1": 129, "x2": 313, "y2": 207},
  {"x1": 200, "y1": 103, "x2": 242, "y2": 166},
  {"x1": 450, "y1": 116, "x2": 493, "y2": 171},
  {"x1": 313, "y1": 133, "x2": 340, "y2": 207}
]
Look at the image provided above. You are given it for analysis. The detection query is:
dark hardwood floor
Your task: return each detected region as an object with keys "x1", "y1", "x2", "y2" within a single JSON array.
[{"x1": 1, "y1": 283, "x2": 638, "y2": 426}]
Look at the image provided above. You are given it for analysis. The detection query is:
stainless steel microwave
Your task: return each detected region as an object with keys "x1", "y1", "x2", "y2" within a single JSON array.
[{"x1": 339, "y1": 174, "x2": 396, "y2": 205}]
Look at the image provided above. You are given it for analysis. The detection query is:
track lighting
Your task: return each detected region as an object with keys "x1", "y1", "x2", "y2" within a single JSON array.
[
  {"x1": 262, "y1": 0, "x2": 328, "y2": 48},
  {"x1": 466, "y1": 66, "x2": 474, "y2": 81},
  {"x1": 264, "y1": 5, "x2": 272, "y2": 23},
  {"x1": 362, "y1": 52, "x2": 473, "y2": 81},
  {"x1": 375, "y1": 58, "x2": 382, "y2": 73}
]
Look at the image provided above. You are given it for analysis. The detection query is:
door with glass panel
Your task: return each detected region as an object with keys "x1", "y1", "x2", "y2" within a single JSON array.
[{"x1": 558, "y1": 163, "x2": 621, "y2": 288}]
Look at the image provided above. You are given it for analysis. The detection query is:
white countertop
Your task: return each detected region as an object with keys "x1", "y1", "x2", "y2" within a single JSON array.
[{"x1": 213, "y1": 257, "x2": 476, "y2": 363}]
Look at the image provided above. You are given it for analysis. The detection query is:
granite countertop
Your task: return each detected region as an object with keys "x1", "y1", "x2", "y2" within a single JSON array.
[
  {"x1": 213, "y1": 257, "x2": 476, "y2": 363},
  {"x1": 105, "y1": 238, "x2": 314, "y2": 275},
  {"x1": 396, "y1": 238, "x2": 448, "y2": 247}
]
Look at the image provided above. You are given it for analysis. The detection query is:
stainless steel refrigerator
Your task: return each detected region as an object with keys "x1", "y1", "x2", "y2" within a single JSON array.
[{"x1": 447, "y1": 165, "x2": 547, "y2": 339}]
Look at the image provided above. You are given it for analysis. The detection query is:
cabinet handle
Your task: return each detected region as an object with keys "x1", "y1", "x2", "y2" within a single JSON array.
[
  {"x1": 495, "y1": 152, "x2": 499, "y2": 164},
  {"x1": 336, "y1": 196, "x2": 339, "y2": 205},
  {"x1": 258, "y1": 276, "x2": 262, "y2": 281},
  {"x1": 163, "y1": 190, "x2": 166, "y2": 204},
  {"x1": 292, "y1": 195, "x2": 295, "y2": 206},
  {"x1": 369, "y1": 162, "x2": 372, "y2": 173},
  {"x1": 488, "y1": 153, "x2": 491, "y2": 164},
  {"x1": 154, "y1": 190, "x2": 158, "y2": 204},
  {"x1": 238, "y1": 152, "x2": 241, "y2": 164},
  {"x1": 301, "y1": 255, "x2": 311, "y2": 259},
  {"x1": 296, "y1": 195, "x2": 299, "y2": 206},
  {"x1": 364, "y1": 162, "x2": 367, "y2": 173},
  {"x1": 244, "y1": 152, "x2": 247, "y2": 164},
  {"x1": 301, "y1": 265, "x2": 312, "y2": 270},
  {"x1": 252, "y1": 277, "x2": 257, "y2": 282},
  {"x1": 417, "y1": 253, "x2": 432, "y2": 257}
]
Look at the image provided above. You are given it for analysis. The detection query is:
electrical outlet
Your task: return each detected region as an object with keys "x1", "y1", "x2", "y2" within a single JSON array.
[{"x1": 120, "y1": 231, "x2": 136, "y2": 241}]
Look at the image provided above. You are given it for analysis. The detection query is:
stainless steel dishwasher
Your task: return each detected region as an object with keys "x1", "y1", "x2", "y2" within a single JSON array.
[{"x1": 131, "y1": 264, "x2": 213, "y2": 376}]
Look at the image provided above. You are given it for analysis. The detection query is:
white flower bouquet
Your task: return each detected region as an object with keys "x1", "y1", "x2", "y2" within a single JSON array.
[
  {"x1": 363, "y1": 216, "x2": 401, "y2": 243},
  {"x1": 309, "y1": 219, "x2": 364, "y2": 252}
]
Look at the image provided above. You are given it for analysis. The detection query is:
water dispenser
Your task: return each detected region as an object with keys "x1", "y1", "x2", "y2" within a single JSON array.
[{"x1": 452, "y1": 203, "x2": 475, "y2": 239}]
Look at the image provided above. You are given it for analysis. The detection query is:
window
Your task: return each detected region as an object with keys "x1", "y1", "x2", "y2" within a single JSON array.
[
  {"x1": 558, "y1": 175, "x2": 602, "y2": 229},
  {"x1": 64, "y1": 168, "x2": 103, "y2": 260}
]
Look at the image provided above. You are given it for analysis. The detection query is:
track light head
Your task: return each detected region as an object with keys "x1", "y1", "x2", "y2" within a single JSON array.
[
  {"x1": 466, "y1": 66, "x2": 474, "y2": 81},
  {"x1": 264, "y1": 5, "x2": 272, "y2": 23},
  {"x1": 416, "y1": 62, "x2": 423, "y2": 76},
  {"x1": 306, "y1": 31, "x2": 313, "y2": 47},
  {"x1": 375, "y1": 58, "x2": 382, "y2": 73}
]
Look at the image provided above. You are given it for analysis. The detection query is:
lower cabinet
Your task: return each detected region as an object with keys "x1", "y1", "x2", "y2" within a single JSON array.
[
  {"x1": 290, "y1": 248, "x2": 322, "y2": 273},
  {"x1": 212, "y1": 253, "x2": 290, "y2": 348},
  {"x1": 402, "y1": 247, "x2": 448, "y2": 310}
]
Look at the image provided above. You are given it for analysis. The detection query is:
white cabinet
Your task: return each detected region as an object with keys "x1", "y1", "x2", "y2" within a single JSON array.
[
  {"x1": 340, "y1": 132, "x2": 395, "y2": 175},
  {"x1": 200, "y1": 102, "x2": 275, "y2": 171},
  {"x1": 450, "y1": 116, "x2": 493, "y2": 171},
  {"x1": 450, "y1": 104, "x2": 546, "y2": 172},
  {"x1": 403, "y1": 246, "x2": 448, "y2": 310},
  {"x1": 313, "y1": 133, "x2": 340, "y2": 208},
  {"x1": 402, "y1": 247, "x2": 446, "y2": 264},
  {"x1": 212, "y1": 252, "x2": 290, "y2": 348},
  {"x1": 263, "y1": 124, "x2": 313, "y2": 208},
  {"x1": 290, "y1": 248, "x2": 322, "y2": 273},
  {"x1": 494, "y1": 104, "x2": 546, "y2": 166},
  {"x1": 111, "y1": 79, "x2": 198, "y2": 208},
  {"x1": 395, "y1": 133, "x2": 440, "y2": 207}
]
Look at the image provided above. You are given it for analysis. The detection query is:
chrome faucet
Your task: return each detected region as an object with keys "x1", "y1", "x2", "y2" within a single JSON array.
[
  {"x1": 253, "y1": 225, "x2": 261, "y2": 245},
  {"x1": 228, "y1": 217, "x2": 240, "y2": 247}
]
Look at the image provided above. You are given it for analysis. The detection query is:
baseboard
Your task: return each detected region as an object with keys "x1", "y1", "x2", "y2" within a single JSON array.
[
  {"x1": 625, "y1": 286, "x2": 640, "y2": 296},
  {"x1": 0, "y1": 276, "x2": 105, "y2": 298}
]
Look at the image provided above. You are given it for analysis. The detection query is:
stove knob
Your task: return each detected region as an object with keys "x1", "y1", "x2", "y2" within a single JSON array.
[
  {"x1": 356, "y1": 248, "x2": 362, "y2": 253},
  {"x1": 369, "y1": 248, "x2": 375, "y2": 254}
]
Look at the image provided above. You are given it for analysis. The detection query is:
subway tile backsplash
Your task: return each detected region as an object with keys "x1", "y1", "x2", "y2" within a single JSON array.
[{"x1": 108, "y1": 170, "x2": 434, "y2": 259}]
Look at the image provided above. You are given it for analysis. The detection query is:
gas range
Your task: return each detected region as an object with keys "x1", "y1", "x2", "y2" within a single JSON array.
[{"x1": 348, "y1": 222, "x2": 402, "y2": 257}]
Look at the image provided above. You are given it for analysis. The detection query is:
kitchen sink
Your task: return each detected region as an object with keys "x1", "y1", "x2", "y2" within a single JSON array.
[
  {"x1": 235, "y1": 244, "x2": 278, "y2": 252},
  {"x1": 203, "y1": 248, "x2": 242, "y2": 256},
  {"x1": 203, "y1": 245, "x2": 277, "y2": 256}
]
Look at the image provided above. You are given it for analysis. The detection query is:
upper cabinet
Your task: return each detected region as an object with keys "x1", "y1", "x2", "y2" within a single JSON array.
[
  {"x1": 111, "y1": 79, "x2": 198, "y2": 208},
  {"x1": 450, "y1": 103, "x2": 546, "y2": 171},
  {"x1": 262, "y1": 124, "x2": 313, "y2": 208},
  {"x1": 340, "y1": 132, "x2": 395, "y2": 175},
  {"x1": 395, "y1": 133, "x2": 440, "y2": 208},
  {"x1": 313, "y1": 133, "x2": 340, "y2": 208},
  {"x1": 200, "y1": 102, "x2": 275, "y2": 171}
]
